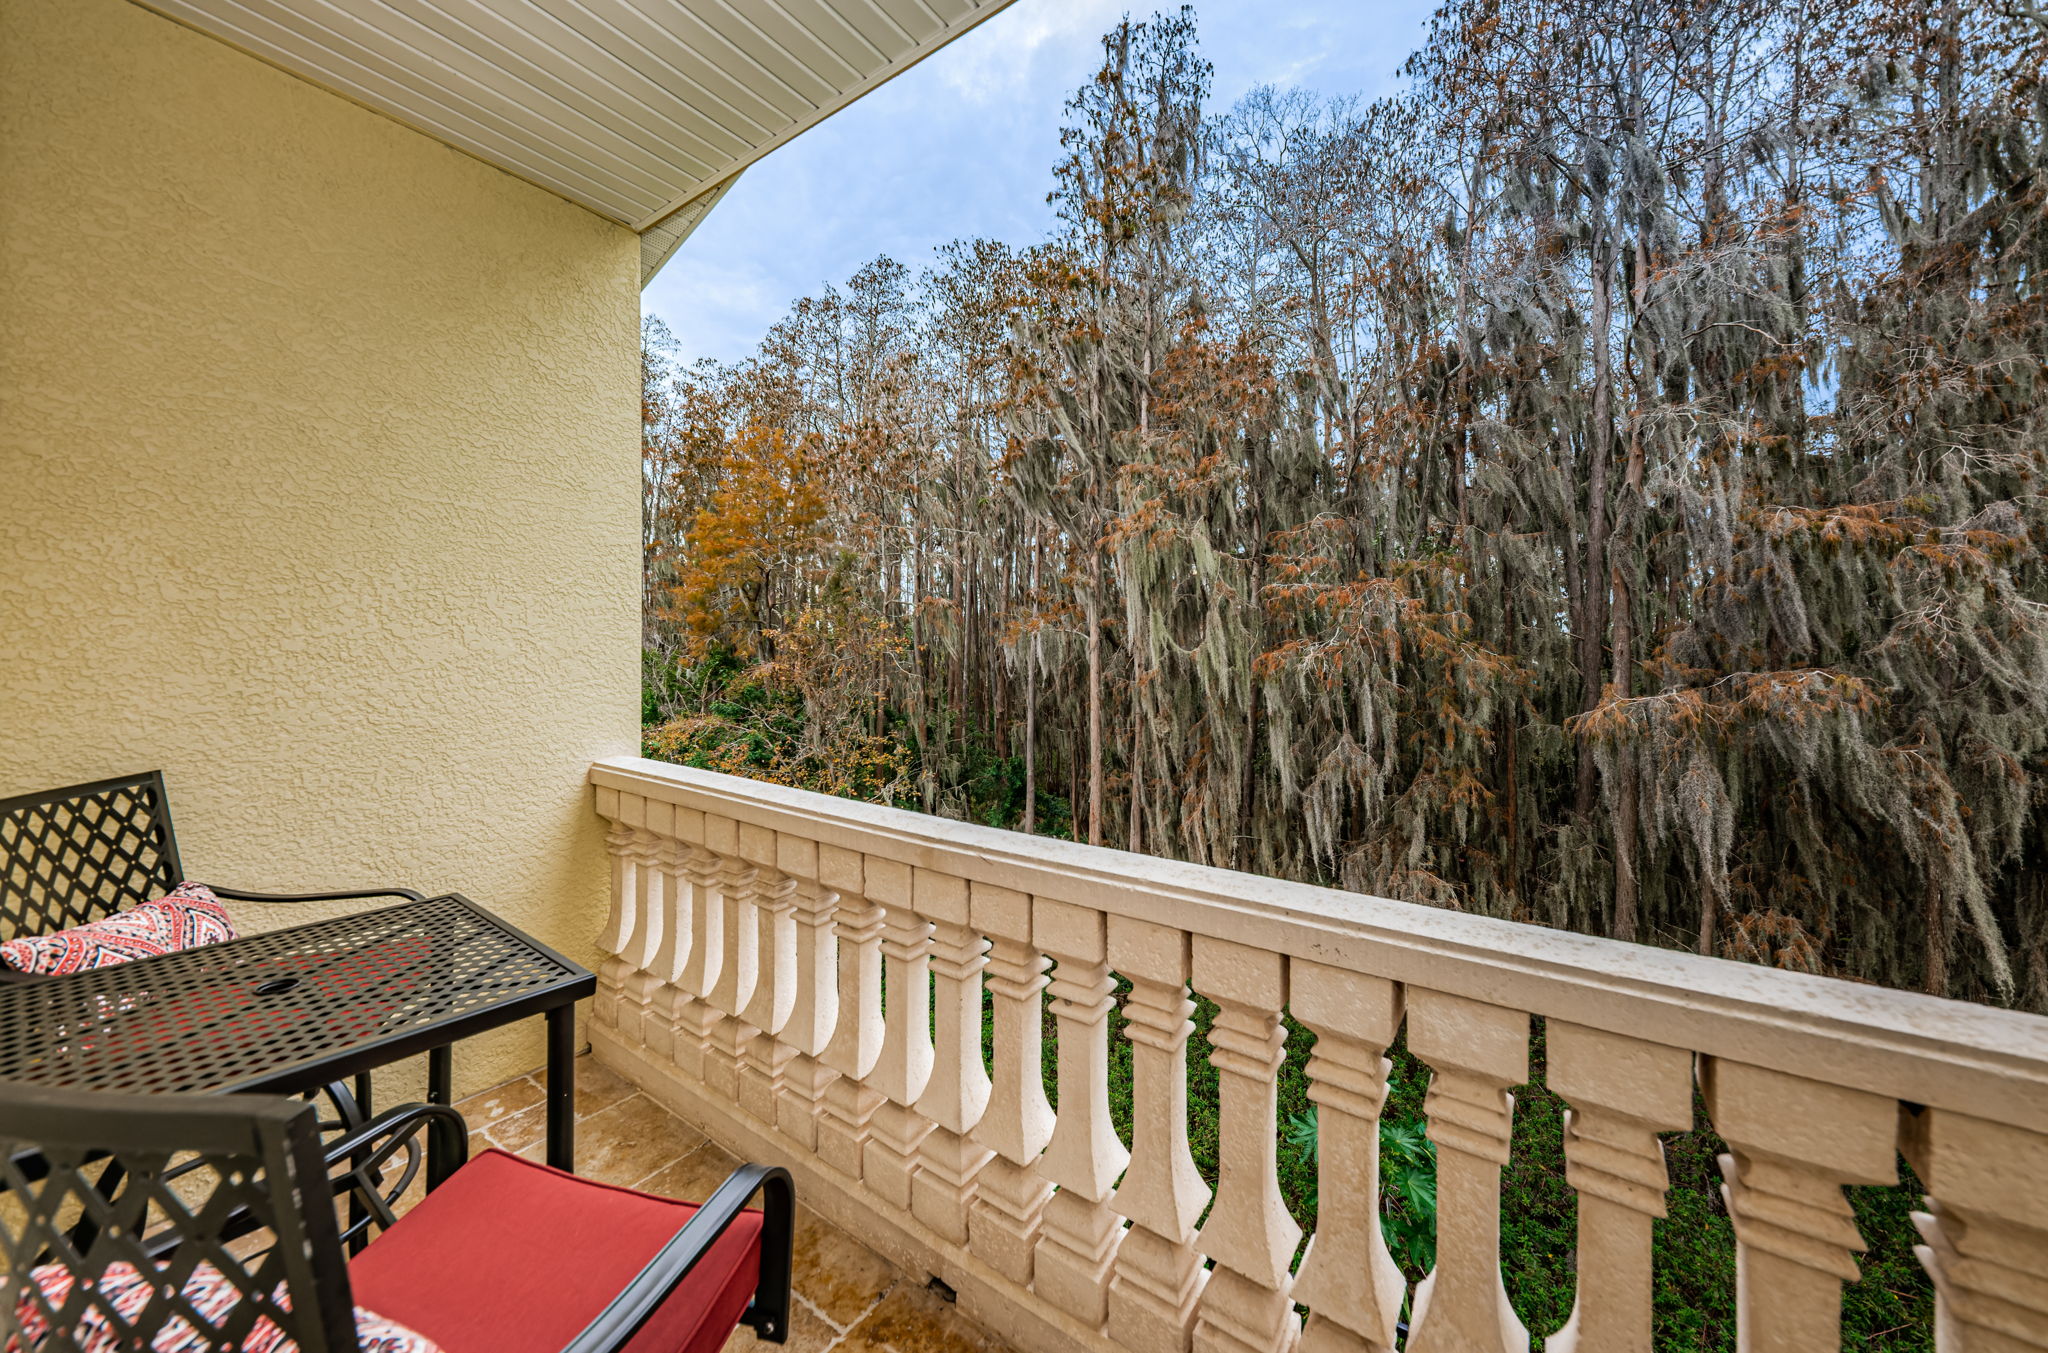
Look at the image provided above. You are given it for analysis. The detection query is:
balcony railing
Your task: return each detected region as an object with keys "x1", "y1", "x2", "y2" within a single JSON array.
[{"x1": 585, "y1": 755, "x2": 2048, "y2": 1353}]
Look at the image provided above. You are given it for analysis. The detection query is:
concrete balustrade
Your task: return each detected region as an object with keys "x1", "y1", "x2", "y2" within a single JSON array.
[{"x1": 588, "y1": 757, "x2": 2048, "y2": 1353}]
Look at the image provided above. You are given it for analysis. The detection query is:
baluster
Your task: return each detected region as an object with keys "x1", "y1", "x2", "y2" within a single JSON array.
[
  {"x1": 668, "y1": 819, "x2": 724, "y2": 1082},
  {"x1": 775, "y1": 835, "x2": 839, "y2": 1150},
  {"x1": 738, "y1": 823, "x2": 797, "y2": 1125},
  {"x1": 817, "y1": 844, "x2": 886, "y2": 1182},
  {"x1": 593, "y1": 809, "x2": 639, "y2": 1032},
  {"x1": 1033, "y1": 898, "x2": 1129, "y2": 1328},
  {"x1": 1289, "y1": 961, "x2": 1402, "y2": 1353},
  {"x1": 1108, "y1": 917, "x2": 1208, "y2": 1353},
  {"x1": 643, "y1": 835, "x2": 693, "y2": 1061},
  {"x1": 1700, "y1": 1059, "x2": 1896, "y2": 1353},
  {"x1": 595, "y1": 792, "x2": 639, "y2": 960},
  {"x1": 969, "y1": 882, "x2": 1055, "y2": 1285},
  {"x1": 912, "y1": 869, "x2": 994, "y2": 1243},
  {"x1": 618, "y1": 804, "x2": 672, "y2": 1047},
  {"x1": 700, "y1": 814, "x2": 757, "y2": 1104},
  {"x1": 1190, "y1": 937, "x2": 1296, "y2": 1353},
  {"x1": 1546, "y1": 1022, "x2": 1692, "y2": 1353},
  {"x1": 866, "y1": 857, "x2": 934, "y2": 1210},
  {"x1": 1404, "y1": 990, "x2": 1527, "y2": 1353},
  {"x1": 1900, "y1": 1104, "x2": 2048, "y2": 1351}
]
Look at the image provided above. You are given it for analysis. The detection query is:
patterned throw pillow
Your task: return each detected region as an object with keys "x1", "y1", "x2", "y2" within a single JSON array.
[
  {"x1": 8, "y1": 1260, "x2": 440, "y2": 1352},
  {"x1": 0, "y1": 882, "x2": 236, "y2": 976}
]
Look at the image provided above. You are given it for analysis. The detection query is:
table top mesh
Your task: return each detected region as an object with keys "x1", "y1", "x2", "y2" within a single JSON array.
[{"x1": 0, "y1": 894, "x2": 588, "y2": 1094}]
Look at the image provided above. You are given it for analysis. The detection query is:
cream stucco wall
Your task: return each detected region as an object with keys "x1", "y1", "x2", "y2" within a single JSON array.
[{"x1": 0, "y1": 0, "x2": 641, "y2": 1094}]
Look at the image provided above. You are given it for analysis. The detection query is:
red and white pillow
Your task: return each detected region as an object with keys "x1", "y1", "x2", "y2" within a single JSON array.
[
  {"x1": 8, "y1": 1260, "x2": 440, "y2": 1353},
  {"x1": 0, "y1": 882, "x2": 236, "y2": 976}
]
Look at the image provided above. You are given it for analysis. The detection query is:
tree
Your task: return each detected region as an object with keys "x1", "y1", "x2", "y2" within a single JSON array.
[{"x1": 639, "y1": 0, "x2": 2048, "y2": 1010}]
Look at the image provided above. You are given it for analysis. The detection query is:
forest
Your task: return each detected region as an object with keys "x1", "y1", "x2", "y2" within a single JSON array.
[{"x1": 641, "y1": 0, "x2": 2048, "y2": 1012}]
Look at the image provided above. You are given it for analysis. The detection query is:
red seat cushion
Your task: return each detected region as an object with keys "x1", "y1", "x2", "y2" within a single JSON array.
[{"x1": 349, "y1": 1149, "x2": 763, "y2": 1353}]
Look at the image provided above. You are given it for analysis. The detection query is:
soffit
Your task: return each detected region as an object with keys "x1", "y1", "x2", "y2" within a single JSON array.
[{"x1": 141, "y1": 0, "x2": 1015, "y2": 283}]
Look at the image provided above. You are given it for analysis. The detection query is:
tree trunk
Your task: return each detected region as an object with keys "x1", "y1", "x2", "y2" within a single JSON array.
[
  {"x1": 1238, "y1": 430, "x2": 1268, "y2": 873},
  {"x1": 1128, "y1": 717, "x2": 1144, "y2": 854},
  {"x1": 1024, "y1": 542, "x2": 1041, "y2": 833},
  {"x1": 994, "y1": 535, "x2": 1013, "y2": 759},
  {"x1": 1698, "y1": 878, "x2": 1719, "y2": 957},
  {"x1": 1575, "y1": 218, "x2": 1617, "y2": 821},
  {"x1": 1610, "y1": 562, "x2": 1641, "y2": 943},
  {"x1": 1086, "y1": 547, "x2": 1105, "y2": 847},
  {"x1": 1925, "y1": 881, "x2": 1951, "y2": 998}
]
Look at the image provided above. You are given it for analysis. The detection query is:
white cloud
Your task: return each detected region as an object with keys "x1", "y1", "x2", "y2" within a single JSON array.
[{"x1": 934, "y1": 0, "x2": 1128, "y2": 104}]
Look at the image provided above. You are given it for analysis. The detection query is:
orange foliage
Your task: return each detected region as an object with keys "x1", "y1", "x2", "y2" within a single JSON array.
[{"x1": 665, "y1": 426, "x2": 826, "y2": 661}]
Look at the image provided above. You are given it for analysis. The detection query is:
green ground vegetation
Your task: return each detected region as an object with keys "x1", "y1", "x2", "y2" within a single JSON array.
[{"x1": 975, "y1": 987, "x2": 1934, "y2": 1350}]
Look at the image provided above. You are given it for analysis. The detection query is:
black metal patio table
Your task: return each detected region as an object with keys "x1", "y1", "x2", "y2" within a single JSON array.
[{"x1": 0, "y1": 893, "x2": 594, "y2": 1176}]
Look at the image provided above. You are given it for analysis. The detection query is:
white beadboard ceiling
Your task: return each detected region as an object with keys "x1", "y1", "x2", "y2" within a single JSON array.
[{"x1": 139, "y1": 0, "x2": 1018, "y2": 284}]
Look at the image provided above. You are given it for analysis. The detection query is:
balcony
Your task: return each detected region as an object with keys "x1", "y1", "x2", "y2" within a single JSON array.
[
  {"x1": 582, "y1": 756, "x2": 2048, "y2": 1353},
  {"x1": 9, "y1": 1, "x2": 2048, "y2": 1349}
]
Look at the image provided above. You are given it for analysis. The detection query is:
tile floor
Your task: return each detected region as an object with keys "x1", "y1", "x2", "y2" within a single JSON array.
[{"x1": 440, "y1": 1056, "x2": 1010, "y2": 1353}]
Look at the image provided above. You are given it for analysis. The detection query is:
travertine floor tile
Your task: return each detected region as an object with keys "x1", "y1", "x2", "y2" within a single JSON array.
[
  {"x1": 453, "y1": 1074, "x2": 542, "y2": 1125},
  {"x1": 571, "y1": 1055, "x2": 638, "y2": 1119},
  {"x1": 720, "y1": 1297, "x2": 840, "y2": 1353},
  {"x1": 480, "y1": 1099, "x2": 550, "y2": 1153},
  {"x1": 634, "y1": 1140, "x2": 745, "y2": 1200},
  {"x1": 575, "y1": 1093, "x2": 704, "y2": 1187},
  {"x1": 835, "y1": 1283, "x2": 1005, "y2": 1353},
  {"x1": 791, "y1": 1205, "x2": 898, "y2": 1326}
]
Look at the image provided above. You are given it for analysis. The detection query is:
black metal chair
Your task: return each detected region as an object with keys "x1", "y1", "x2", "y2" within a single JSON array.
[
  {"x1": 0, "y1": 1081, "x2": 794, "y2": 1353},
  {"x1": 0, "y1": 769, "x2": 424, "y2": 944},
  {"x1": 0, "y1": 770, "x2": 427, "y2": 1133}
]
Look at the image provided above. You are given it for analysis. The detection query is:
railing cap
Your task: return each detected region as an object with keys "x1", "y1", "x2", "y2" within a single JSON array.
[{"x1": 591, "y1": 757, "x2": 2048, "y2": 1129}]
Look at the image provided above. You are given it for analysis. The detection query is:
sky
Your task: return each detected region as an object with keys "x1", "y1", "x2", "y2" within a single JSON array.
[{"x1": 640, "y1": 0, "x2": 1440, "y2": 366}]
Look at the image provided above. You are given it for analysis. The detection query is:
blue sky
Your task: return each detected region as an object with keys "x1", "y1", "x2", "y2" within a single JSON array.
[{"x1": 640, "y1": 0, "x2": 1439, "y2": 365}]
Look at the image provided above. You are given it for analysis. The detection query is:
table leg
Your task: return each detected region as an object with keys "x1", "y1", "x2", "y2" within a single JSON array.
[
  {"x1": 427, "y1": 1044, "x2": 454, "y2": 1189},
  {"x1": 348, "y1": 1072, "x2": 374, "y2": 1253},
  {"x1": 546, "y1": 1004, "x2": 575, "y2": 1172}
]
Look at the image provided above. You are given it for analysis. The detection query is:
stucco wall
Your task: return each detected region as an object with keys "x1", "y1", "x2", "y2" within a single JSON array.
[{"x1": 0, "y1": 0, "x2": 641, "y2": 1094}]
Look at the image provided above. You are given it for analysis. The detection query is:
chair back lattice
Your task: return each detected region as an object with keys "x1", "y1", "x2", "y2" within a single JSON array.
[
  {"x1": 0, "y1": 772, "x2": 184, "y2": 942},
  {"x1": 0, "y1": 1082, "x2": 358, "y2": 1352}
]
